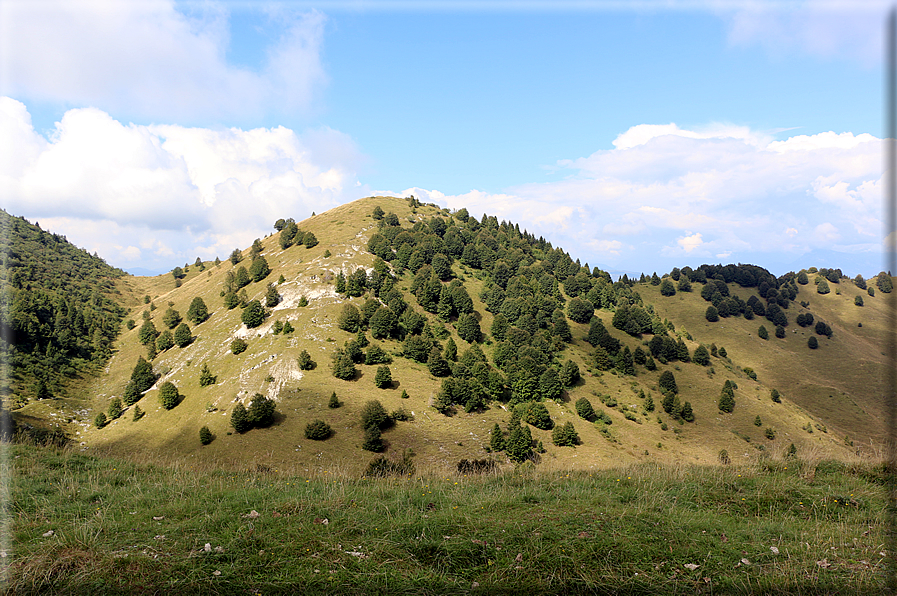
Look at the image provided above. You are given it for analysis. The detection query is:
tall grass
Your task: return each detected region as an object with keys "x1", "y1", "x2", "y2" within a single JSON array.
[{"x1": 5, "y1": 441, "x2": 888, "y2": 595}]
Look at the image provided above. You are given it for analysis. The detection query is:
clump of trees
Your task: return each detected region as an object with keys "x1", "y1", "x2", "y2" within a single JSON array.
[{"x1": 230, "y1": 394, "x2": 276, "y2": 433}]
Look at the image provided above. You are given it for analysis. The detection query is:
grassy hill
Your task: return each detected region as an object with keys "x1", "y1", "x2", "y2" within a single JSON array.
[{"x1": 20, "y1": 195, "x2": 866, "y2": 475}]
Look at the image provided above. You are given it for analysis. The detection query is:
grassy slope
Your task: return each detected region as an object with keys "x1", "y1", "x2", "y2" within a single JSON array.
[
  {"x1": 6, "y1": 442, "x2": 887, "y2": 595},
  {"x1": 71, "y1": 196, "x2": 861, "y2": 474}
]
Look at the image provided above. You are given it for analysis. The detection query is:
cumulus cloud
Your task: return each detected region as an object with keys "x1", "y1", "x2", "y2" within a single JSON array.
[
  {"x1": 389, "y1": 123, "x2": 882, "y2": 275},
  {"x1": 0, "y1": 1, "x2": 327, "y2": 122},
  {"x1": 0, "y1": 98, "x2": 366, "y2": 270}
]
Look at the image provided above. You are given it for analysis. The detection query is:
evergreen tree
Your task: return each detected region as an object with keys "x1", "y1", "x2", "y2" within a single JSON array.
[
  {"x1": 328, "y1": 392, "x2": 340, "y2": 408},
  {"x1": 303, "y1": 232, "x2": 318, "y2": 248},
  {"x1": 247, "y1": 393, "x2": 276, "y2": 427},
  {"x1": 705, "y1": 305, "x2": 719, "y2": 322},
  {"x1": 132, "y1": 405, "x2": 144, "y2": 421},
  {"x1": 108, "y1": 397, "x2": 123, "y2": 420},
  {"x1": 158, "y1": 381, "x2": 179, "y2": 410},
  {"x1": 692, "y1": 345, "x2": 710, "y2": 366},
  {"x1": 265, "y1": 283, "x2": 280, "y2": 308},
  {"x1": 249, "y1": 255, "x2": 270, "y2": 282},
  {"x1": 718, "y1": 382, "x2": 735, "y2": 413},
  {"x1": 758, "y1": 325, "x2": 769, "y2": 340},
  {"x1": 331, "y1": 349, "x2": 357, "y2": 380},
  {"x1": 878, "y1": 272, "x2": 894, "y2": 293},
  {"x1": 138, "y1": 319, "x2": 159, "y2": 346},
  {"x1": 855, "y1": 295, "x2": 864, "y2": 306},
  {"x1": 155, "y1": 329, "x2": 173, "y2": 351},
  {"x1": 241, "y1": 300, "x2": 265, "y2": 328},
  {"x1": 224, "y1": 291, "x2": 240, "y2": 309},
  {"x1": 427, "y1": 348, "x2": 452, "y2": 377},
  {"x1": 771, "y1": 388, "x2": 781, "y2": 403},
  {"x1": 162, "y1": 307, "x2": 182, "y2": 329},
  {"x1": 644, "y1": 394, "x2": 655, "y2": 412},
  {"x1": 199, "y1": 425, "x2": 213, "y2": 445},
  {"x1": 575, "y1": 397, "x2": 595, "y2": 420},
  {"x1": 365, "y1": 344, "x2": 392, "y2": 365},
  {"x1": 375, "y1": 365, "x2": 393, "y2": 388},
  {"x1": 660, "y1": 278, "x2": 676, "y2": 296},
  {"x1": 231, "y1": 338, "x2": 248, "y2": 354},
  {"x1": 680, "y1": 401, "x2": 694, "y2": 422},
  {"x1": 94, "y1": 412, "x2": 107, "y2": 428},
  {"x1": 659, "y1": 370, "x2": 678, "y2": 394},
  {"x1": 186, "y1": 297, "x2": 210, "y2": 324},
  {"x1": 567, "y1": 297, "x2": 594, "y2": 323},
  {"x1": 808, "y1": 336, "x2": 819, "y2": 349},
  {"x1": 444, "y1": 337, "x2": 458, "y2": 361},
  {"x1": 174, "y1": 322, "x2": 192, "y2": 347},
  {"x1": 369, "y1": 307, "x2": 397, "y2": 339},
  {"x1": 336, "y1": 271, "x2": 347, "y2": 294},
  {"x1": 355, "y1": 329, "x2": 369, "y2": 348},
  {"x1": 593, "y1": 346, "x2": 613, "y2": 371},
  {"x1": 305, "y1": 420, "x2": 332, "y2": 440},
  {"x1": 199, "y1": 363, "x2": 216, "y2": 387},
  {"x1": 130, "y1": 357, "x2": 156, "y2": 393},
  {"x1": 456, "y1": 313, "x2": 481, "y2": 343},
  {"x1": 234, "y1": 265, "x2": 251, "y2": 288},
  {"x1": 489, "y1": 423, "x2": 505, "y2": 452},
  {"x1": 644, "y1": 356, "x2": 657, "y2": 371},
  {"x1": 539, "y1": 367, "x2": 563, "y2": 400},
  {"x1": 816, "y1": 278, "x2": 830, "y2": 294},
  {"x1": 523, "y1": 402, "x2": 553, "y2": 430},
  {"x1": 552, "y1": 421, "x2": 579, "y2": 446},
  {"x1": 775, "y1": 325, "x2": 786, "y2": 338},
  {"x1": 362, "y1": 427, "x2": 384, "y2": 452},
  {"x1": 797, "y1": 270, "x2": 809, "y2": 284},
  {"x1": 337, "y1": 304, "x2": 361, "y2": 332},
  {"x1": 360, "y1": 400, "x2": 389, "y2": 430},
  {"x1": 231, "y1": 402, "x2": 251, "y2": 432},
  {"x1": 560, "y1": 359, "x2": 580, "y2": 387}
]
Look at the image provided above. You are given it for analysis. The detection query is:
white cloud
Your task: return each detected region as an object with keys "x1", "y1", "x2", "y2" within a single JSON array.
[
  {"x1": 0, "y1": 1, "x2": 327, "y2": 122},
  {"x1": 0, "y1": 98, "x2": 366, "y2": 269},
  {"x1": 390, "y1": 122, "x2": 883, "y2": 274}
]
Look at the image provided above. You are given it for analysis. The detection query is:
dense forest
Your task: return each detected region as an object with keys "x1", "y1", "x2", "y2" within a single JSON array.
[{"x1": 0, "y1": 210, "x2": 127, "y2": 405}]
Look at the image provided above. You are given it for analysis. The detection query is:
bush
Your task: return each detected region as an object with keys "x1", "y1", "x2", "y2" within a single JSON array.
[
  {"x1": 855, "y1": 294, "x2": 864, "y2": 306},
  {"x1": 391, "y1": 407, "x2": 412, "y2": 421},
  {"x1": 199, "y1": 426, "x2": 213, "y2": 445},
  {"x1": 297, "y1": 350, "x2": 316, "y2": 370},
  {"x1": 775, "y1": 325, "x2": 785, "y2": 338},
  {"x1": 765, "y1": 427, "x2": 776, "y2": 440},
  {"x1": 158, "y1": 382, "x2": 180, "y2": 410},
  {"x1": 305, "y1": 419, "x2": 332, "y2": 440},
  {"x1": 365, "y1": 452, "x2": 415, "y2": 477},
  {"x1": 758, "y1": 325, "x2": 768, "y2": 340},
  {"x1": 522, "y1": 402, "x2": 553, "y2": 430},
  {"x1": 808, "y1": 336, "x2": 818, "y2": 349},
  {"x1": 705, "y1": 305, "x2": 719, "y2": 322},
  {"x1": 457, "y1": 459, "x2": 496, "y2": 474},
  {"x1": 771, "y1": 388, "x2": 781, "y2": 403},
  {"x1": 231, "y1": 338, "x2": 248, "y2": 354}
]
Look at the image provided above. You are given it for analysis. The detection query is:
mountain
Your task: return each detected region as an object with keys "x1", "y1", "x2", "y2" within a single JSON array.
[{"x1": 8, "y1": 197, "x2": 891, "y2": 473}]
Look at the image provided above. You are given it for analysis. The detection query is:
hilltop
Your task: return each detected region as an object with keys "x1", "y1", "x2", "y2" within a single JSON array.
[{"x1": 8, "y1": 196, "x2": 892, "y2": 474}]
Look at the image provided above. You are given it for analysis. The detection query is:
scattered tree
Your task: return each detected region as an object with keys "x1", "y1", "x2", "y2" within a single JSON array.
[
  {"x1": 552, "y1": 421, "x2": 580, "y2": 446},
  {"x1": 375, "y1": 365, "x2": 392, "y2": 389},
  {"x1": 305, "y1": 420, "x2": 332, "y2": 440},
  {"x1": 328, "y1": 392, "x2": 340, "y2": 408},
  {"x1": 247, "y1": 394, "x2": 276, "y2": 427},
  {"x1": 241, "y1": 300, "x2": 266, "y2": 328},
  {"x1": 297, "y1": 350, "x2": 316, "y2": 370},
  {"x1": 230, "y1": 402, "x2": 251, "y2": 433},
  {"x1": 199, "y1": 363, "x2": 217, "y2": 387},
  {"x1": 658, "y1": 370, "x2": 678, "y2": 394},
  {"x1": 162, "y1": 307, "x2": 182, "y2": 329},
  {"x1": 808, "y1": 336, "x2": 819, "y2": 349},
  {"x1": 158, "y1": 381, "x2": 180, "y2": 410},
  {"x1": 186, "y1": 297, "x2": 210, "y2": 324},
  {"x1": 174, "y1": 323, "x2": 192, "y2": 347},
  {"x1": 575, "y1": 397, "x2": 595, "y2": 420},
  {"x1": 231, "y1": 338, "x2": 248, "y2": 354},
  {"x1": 758, "y1": 325, "x2": 768, "y2": 340},
  {"x1": 199, "y1": 426, "x2": 213, "y2": 445}
]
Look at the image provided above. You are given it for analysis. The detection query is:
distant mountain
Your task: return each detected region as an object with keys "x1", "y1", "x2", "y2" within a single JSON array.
[
  {"x1": 12, "y1": 198, "x2": 890, "y2": 473},
  {"x1": 126, "y1": 266, "x2": 168, "y2": 277}
]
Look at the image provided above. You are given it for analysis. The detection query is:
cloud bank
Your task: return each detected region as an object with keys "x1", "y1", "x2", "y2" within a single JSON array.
[{"x1": 0, "y1": 98, "x2": 367, "y2": 271}]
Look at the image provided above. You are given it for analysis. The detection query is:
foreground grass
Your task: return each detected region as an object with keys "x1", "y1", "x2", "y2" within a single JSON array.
[{"x1": 4, "y1": 443, "x2": 888, "y2": 595}]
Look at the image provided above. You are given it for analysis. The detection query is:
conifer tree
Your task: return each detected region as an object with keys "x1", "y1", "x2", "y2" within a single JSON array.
[
  {"x1": 247, "y1": 393, "x2": 276, "y2": 427},
  {"x1": 158, "y1": 381, "x2": 179, "y2": 410},
  {"x1": 174, "y1": 322, "x2": 192, "y2": 347},
  {"x1": 231, "y1": 402, "x2": 251, "y2": 433},
  {"x1": 108, "y1": 397, "x2": 123, "y2": 420},
  {"x1": 186, "y1": 297, "x2": 210, "y2": 324},
  {"x1": 560, "y1": 359, "x2": 580, "y2": 387},
  {"x1": 680, "y1": 401, "x2": 694, "y2": 422},
  {"x1": 489, "y1": 422, "x2": 505, "y2": 452},
  {"x1": 718, "y1": 381, "x2": 735, "y2": 413},
  {"x1": 155, "y1": 329, "x2": 173, "y2": 351},
  {"x1": 241, "y1": 300, "x2": 265, "y2": 328},
  {"x1": 138, "y1": 319, "x2": 159, "y2": 346},
  {"x1": 506, "y1": 421, "x2": 532, "y2": 463},
  {"x1": 199, "y1": 363, "x2": 216, "y2": 387},
  {"x1": 552, "y1": 421, "x2": 579, "y2": 446},
  {"x1": 375, "y1": 365, "x2": 392, "y2": 389},
  {"x1": 758, "y1": 325, "x2": 769, "y2": 340},
  {"x1": 328, "y1": 392, "x2": 340, "y2": 408},
  {"x1": 692, "y1": 345, "x2": 710, "y2": 366},
  {"x1": 199, "y1": 426, "x2": 213, "y2": 445},
  {"x1": 575, "y1": 397, "x2": 595, "y2": 420},
  {"x1": 132, "y1": 405, "x2": 144, "y2": 421},
  {"x1": 456, "y1": 313, "x2": 481, "y2": 343},
  {"x1": 94, "y1": 412, "x2": 107, "y2": 428},
  {"x1": 659, "y1": 370, "x2": 678, "y2": 394},
  {"x1": 130, "y1": 357, "x2": 156, "y2": 393}
]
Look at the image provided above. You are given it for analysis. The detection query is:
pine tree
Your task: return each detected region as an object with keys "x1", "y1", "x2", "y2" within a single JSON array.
[
  {"x1": 718, "y1": 382, "x2": 735, "y2": 413},
  {"x1": 375, "y1": 365, "x2": 392, "y2": 389},
  {"x1": 174, "y1": 322, "x2": 192, "y2": 347},
  {"x1": 162, "y1": 307, "x2": 182, "y2": 329},
  {"x1": 659, "y1": 370, "x2": 678, "y2": 394},
  {"x1": 241, "y1": 300, "x2": 265, "y2": 328},
  {"x1": 186, "y1": 297, "x2": 210, "y2": 324},
  {"x1": 231, "y1": 402, "x2": 251, "y2": 433},
  {"x1": 130, "y1": 357, "x2": 156, "y2": 393},
  {"x1": 132, "y1": 405, "x2": 144, "y2": 421},
  {"x1": 680, "y1": 401, "x2": 694, "y2": 422},
  {"x1": 362, "y1": 427, "x2": 384, "y2": 452},
  {"x1": 489, "y1": 423, "x2": 505, "y2": 452},
  {"x1": 265, "y1": 284, "x2": 280, "y2": 308},
  {"x1": 575, "y1": 397, "x2": 595, "y2": 420},
  {"x1": 231, "y1": 338, "x2": 248, "y2": 354},
  {"x1": 297, "y1": 350, "x2": 315, "y2": 370},
  {"x1": 247, "y1": 394, "x2": 276, "y2": 427},
  {"x1": 155, "y1": 329, "x2": 173, "y2": 351},
  {"x1": 456, "y1": 313, "x2": 481, "y2": 343},
  {"x1": 444, "y1": 337, "x2": 458, "y2": 361},
  {"x1": 758, "y1": 325, "x2": 768, "y2": 340},
  {"x1": 644, "y1": 394, "x2": 655, "y2": 412},
  {"x1": 328, "y1": 392, "x2": 340, "y2": 408},
  {"x1": 360, "y1": 400, "x2": 389, "y2": 430},
  {"x1": 337, "y1": 304, "x2": 361, "y2": 332},
  {"x1": 539, "y1": 367, "x2": 563, "y2": 400},
  {"x1": 158, "y1": 381, "x2": 179, "y2": 410},
  {"x1": 199, "y1": 363, "x2": 216, "y2": 387},
  {"x1": 692, "y1": 345, "x2": 710, "y2": 366},
  {"x1": 552, "y1": 421, "x2": 579, "y2": 446},
  {"x1": 199, "y1": 426, "x2": 213, "y2": 445},
  {"x1": 138, "y1": 320, "x2": 159, "y2": 346},
  {"x1": 108, "y1": 397, "x2": 123, "y2": 420},
  {"x1": 400, "y1": 389, "x2": 409, "y2": 399},
  {"x1": 94, "y1": 412, "x2": 107, "y2": 428},
  {"x1": 505, "y1": 422, "x2": 532, "y2": 462}
]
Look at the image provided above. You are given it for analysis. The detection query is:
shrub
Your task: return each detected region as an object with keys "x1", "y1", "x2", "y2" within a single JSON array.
[
  {"x1": 365, "y1": 452, "x2": 415, "y2": 476},
  {"x1": 457, "y1": 459, "x2": 497, "y2": 474},
  {"x1": 231, "y1": 338, "x2": 248, "y2": 354},
  {"x1": 718, "y1": 449, "x2": 730, "y2": 464},
  {"x1": 743, "y1": 367, "x2": 757, "y2": 381},
  {"x1": 855, "y1": 294, "x2": 864, "y2": 306},
  {"x1": 771, "y1": 388, "x2": 781, "y2": 403},
  {"x1": 754, "y1": 415, "x2": 763, "y2": 427},
  {"x1": 400, "y1": 389, "x2": 409, "y2": 399},
  {"x1": 808, "y1": 336, "x2": 818, "y2": 349},
  {"x1": 705, "y1": 305, "x2": 719, "y2": 322},
  {"x1": 158, "y1": 382, "x2": 180, "y2": 410},
  {"x1": 199, "y1": 426, "x2": 213, "y2": 445},
  {"x1": 391, "y1": 407, "x2": 412, "y2": 421},
  {"x1": 758, "y1": 325, "x2": 768, "y2": 340},
  {"x1": 765, "y1": 427, "x2": 776, "y2": 440},
  {"x1": 575, "y1": 397, "x2": 595, "y2": 421},
  {"x1": 305, "y1": 419, "x2": 332, "y2": 440},
  {"x1": 297, "y1": 350, "x2": 316, "y2": 370},
  {"x1": 775, "y1": 325, "x2": 785, "y2": 338},
  {"x1": 328, "y1": 392, "x2": 340, "y2": 408}
]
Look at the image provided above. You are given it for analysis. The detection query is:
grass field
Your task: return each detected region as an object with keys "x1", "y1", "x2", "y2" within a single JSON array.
[{"x1": 4, "y1": 441, "x2": 888, "y2": 595}]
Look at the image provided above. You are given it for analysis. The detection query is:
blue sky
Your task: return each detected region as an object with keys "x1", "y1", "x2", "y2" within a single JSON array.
[{"x1": 0, "y1": 0, "x2": 889, "y2": 277}]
